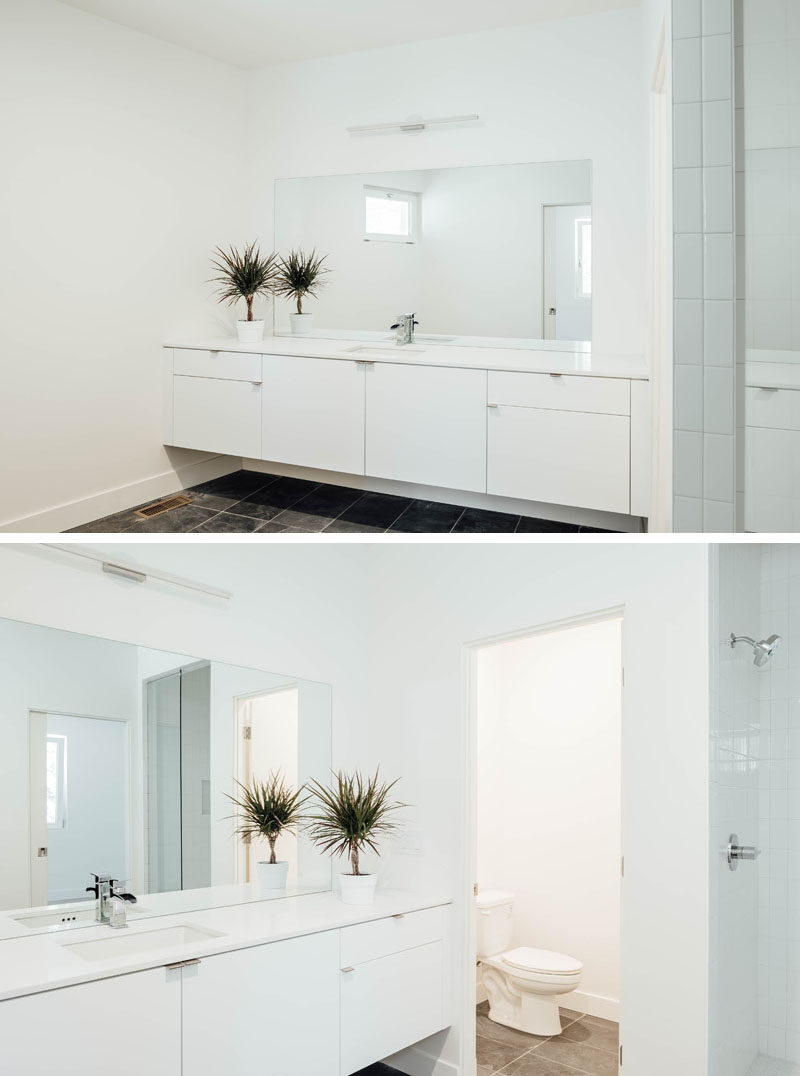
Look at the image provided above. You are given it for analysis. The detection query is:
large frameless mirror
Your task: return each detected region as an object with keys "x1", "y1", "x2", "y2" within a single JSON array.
[
  {"x1": 0, "y1": 617, "x2": 332, "y2": 937},
  {"x1": 274, "y1": 159, "x2": 593, "y2": 349}
]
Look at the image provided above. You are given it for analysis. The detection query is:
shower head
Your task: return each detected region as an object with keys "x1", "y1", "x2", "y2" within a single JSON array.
[{"x1": 730, "y1": 632, "x2": 782, "y2": 667}]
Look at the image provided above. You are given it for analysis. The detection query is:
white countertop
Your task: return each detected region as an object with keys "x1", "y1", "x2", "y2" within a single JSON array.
[
  {"x1": 164, "y1": 335, "x2": 649, "y2": 381},
  {"x1": 0, "y1": 889, "x2": 450, "y2": 1002}
]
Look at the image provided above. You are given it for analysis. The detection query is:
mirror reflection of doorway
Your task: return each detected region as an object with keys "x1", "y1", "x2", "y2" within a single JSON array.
[
  {"x1": 29, "y1": 711, "x2": 129, "y2": 906},
  {"x1": 234, "y1": 686, "x2": 299, "y2": 885},
  {"x1": 543, "y1": 203, "x2": 592, "y2": 342}
]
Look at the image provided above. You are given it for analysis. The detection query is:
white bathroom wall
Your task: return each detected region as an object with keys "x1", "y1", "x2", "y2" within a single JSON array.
[
  {"x1": 365, "y1": 543, "x2": 710, "y2": 1076},
  {"x1": 476, "y1": 618, "x2": 622, "y2": 1018},
  {"x1": 247, "y1": 8, "x2": 646, "y2": 359},
  {"x1": 0, "y1": 618, "x2": 139, "y2": 910},
  {"x1": 0, "y1": 0, "x2": 248, "y2": 532},
  {"x1": 709, "y1": 544, "x2": 762, "y2": 1076}
]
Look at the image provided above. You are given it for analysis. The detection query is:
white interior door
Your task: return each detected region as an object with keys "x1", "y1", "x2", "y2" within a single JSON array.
[{"x1": 543, "y1": 204, "x2": 592, "y2": 342}]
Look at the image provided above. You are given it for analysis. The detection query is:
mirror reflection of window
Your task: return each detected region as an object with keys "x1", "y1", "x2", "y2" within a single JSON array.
[
  {"x1": 363, "y1": 186, "x2": 418, "y2": 243},
  {"x1": 46, "y1": 735, "x2": 66, "y2": 829}
]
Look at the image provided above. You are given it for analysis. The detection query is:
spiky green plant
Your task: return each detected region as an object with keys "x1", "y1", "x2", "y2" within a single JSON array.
[
  {"x1": 226, "y1": 772, "x2": 307, "y2": 864},
  {"x1": 275, "y1": 249, "x2": 330, "y2": 315},
  {"x1": 305, "y1": 770, "x2": 404, "y2": 877},
  {"x1": 209, "y1": 242, "x2": 280, "y2": 322}
]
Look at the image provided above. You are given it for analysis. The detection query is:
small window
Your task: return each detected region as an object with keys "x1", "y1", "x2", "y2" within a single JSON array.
[
  {"x1": 575, "y1": 219, "x2": 592, "y2": 299},
  {"x1": 364, "y1": 186, "x2": 418, "y2": 243},
  {"x1": 46, "y1": 734, "x2": 67, "y2": 829}
]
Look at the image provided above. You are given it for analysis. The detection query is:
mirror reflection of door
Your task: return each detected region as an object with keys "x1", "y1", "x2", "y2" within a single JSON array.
[
  {"x1": 29, "y1": 711, "x2": 129, "y2": 906},
  {"x1": 235, "y1": 687, "x2": 299, "y2": 885},
  {"x1": 543, "y1": 204, "x2": 592, "y2": 342}
]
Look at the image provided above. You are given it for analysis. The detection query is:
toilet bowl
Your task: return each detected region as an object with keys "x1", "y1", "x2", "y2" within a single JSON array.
[{"x1": 476, "y1": 890, "x2": 583, "y2": 1037}]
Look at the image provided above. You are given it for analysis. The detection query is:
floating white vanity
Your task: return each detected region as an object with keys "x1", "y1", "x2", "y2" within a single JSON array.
[
  {"x1": 163, "y1": 337, "x2": 650, "y2": 524},
  {"x1": 0, "y1": 889, "x2": 451, "y2": 1076}
]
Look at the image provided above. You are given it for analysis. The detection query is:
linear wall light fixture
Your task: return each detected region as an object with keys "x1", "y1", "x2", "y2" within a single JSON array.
[
  {"x1": 346, "y1": 113, "x2": 480, "y2": 135},
  {"x1": 43, "y1": 544, "x2": 233, "y2": 601}
]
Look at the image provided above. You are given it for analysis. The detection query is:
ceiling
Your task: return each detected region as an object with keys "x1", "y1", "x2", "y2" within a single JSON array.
[{"x1": 57, "y1": 0, "x2": 640, "y2": 69}]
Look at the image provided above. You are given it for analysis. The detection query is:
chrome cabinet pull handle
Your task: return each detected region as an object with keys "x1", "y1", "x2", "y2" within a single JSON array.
[
  {"x1": 549, "y1": 373, "x2": 563, "y2": 378},
  {"x1": 252, "y1": 381, "x2": 262, "y2": 387},
  {"x1": 341, "y1": 966, "x2": 355, "y2": 973},
  {"x1": 392, "y1": 913, "x2": 406, "y2": 920},
  {"x1": 165, "y1": 958, "x2": 202, "y2": 971},
  {"x1": 487, "y1": 403, "x2": 499, "y2": 409}
]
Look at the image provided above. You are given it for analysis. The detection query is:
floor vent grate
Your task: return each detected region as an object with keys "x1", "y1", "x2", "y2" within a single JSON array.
[{"x1": 136, "y1": 494, "x2": 192, "y2": 519}]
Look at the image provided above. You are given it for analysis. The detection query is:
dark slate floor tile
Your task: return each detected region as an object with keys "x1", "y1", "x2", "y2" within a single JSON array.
[
  {"x1": 126, "y1": 505, "x2": 219, "y2": 533},
  {"x1": 186, "y1": 490, "x2": 242, "y2": 512},
  {"x1": 452, "y1": 507, "x2": 520, "y2": 533},
  {"x1": 256, "y1": 520, "x2": 293, "y2": 533},
  {"x1": 192, "y1": 512, "x2": 264, "y2": 533},
  {"x1": 579, "y1": 526, "x2": 618, "y2": 533},
  {"x1": 188, "y1": 470, "x2": 275, "y2": 499},
  {"x1": 226, "y1": 476, "x2": 321, "y2": 519},
  {"x1": 323, "y1": 518, "x2": 385, "y2": 533},
  {"x1": 516, "y1": 516, "x2": 581, "y2": 533},
  {"x1": 389, "y1": 499, "x2": 466, "y2": 532},
  {"x1": 500, "y1": 1051, "x2": 582, "y2": 1076},
  {"x1": 560, "y1": 1018, "x2": 618, "y2": 1054},
  {"x1": 476, "y1": 1034, "x2": 529, "y2": 1075},
  {"x1": 269, "y1": 509, "x2": 331, "y2": 532},
  {"x1": 534, "y1": 1039, "x2": 618, "y2": 1075},
  {"x1": 66, "y1": 510, "x2": 140, "y2": 533},
  {"x1": 352, "y1": 1066, "x2": 407, "y2": 1076},
  {"x1": 336, "y1": 491, "x2": 412, "y2": 529},
  {"x1": 290, "y1": 484, "x2": 365, "y2": 520}
]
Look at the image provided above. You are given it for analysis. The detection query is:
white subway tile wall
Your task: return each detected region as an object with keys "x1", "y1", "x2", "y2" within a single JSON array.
[
  {"x1": 674, "y1": 0, "x2": 737, "y2": 530},
  {"x1": 710, "y1": 545, "x2": 761, "y2": 1076}
]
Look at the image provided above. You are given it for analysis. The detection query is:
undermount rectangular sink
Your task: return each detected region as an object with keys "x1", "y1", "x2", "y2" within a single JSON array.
[
  {"x1": 61, "y1": 924, "x2": 224, "y2": 962},
  {"x1": 343, "y1": 344, "x2": 427, "y2": 357}
]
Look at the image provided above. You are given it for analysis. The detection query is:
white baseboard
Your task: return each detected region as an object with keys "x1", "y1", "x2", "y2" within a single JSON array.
[
  {"x1": 242, "y1": 458, "x2": 643, "y2": 532},
  {"x1": 0, "y1": 455, "x2": 240, "y2": 534},
  {"x1": 383, "y1": 1045, "x2": 460, "y2": 1076},
  {"x1": 566, "y1": 990, "x2": 620, "y2": 1023}
]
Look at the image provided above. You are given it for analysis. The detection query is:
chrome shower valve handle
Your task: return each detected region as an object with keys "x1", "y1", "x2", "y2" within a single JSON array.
[{"x1": 726, "y1": 833, "x2": 760, "y2": 871}]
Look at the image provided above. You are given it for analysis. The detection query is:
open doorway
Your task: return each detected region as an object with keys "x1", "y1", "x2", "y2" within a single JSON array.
[
  {"x1": 234, "y1": 686, "x2": 299, "y2": 885},
  {"x1": 470, "y1": 612, "x2": 622, "y2": 1075},
  {"x1": 543, "y1": 204, "x2": 592, "y2": 341},
  {"x1": 29, "y1": 710, "x2": 130, "y2": 906}
]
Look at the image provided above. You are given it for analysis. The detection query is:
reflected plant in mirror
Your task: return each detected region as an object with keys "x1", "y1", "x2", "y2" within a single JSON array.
[
  {"x1": 209, "y1": 240, "x2": 280, "y2": 344},
  {"x1": 226, "y1": 773, "x2": 308, "y2": 894},
  {"x1": 275, "y1": 248, "x2": 331, "y2": 336},
  {"x1": 306, "y1": 770, "x2": 405, "y2": 906}
]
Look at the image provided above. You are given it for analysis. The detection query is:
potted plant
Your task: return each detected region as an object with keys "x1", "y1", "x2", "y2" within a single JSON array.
[
  {"x1": 305, "y1": 769, "x2": 404, "y2": 905},
  {"x1": 275, "y1": 248, "x2": 330, "y2": 335},
  {"x1": 226, "y1": 772, "x2": 306, "y2": 892},
  {"x1": 210, "y1": 241, "x2": 279, "y2": 343}
]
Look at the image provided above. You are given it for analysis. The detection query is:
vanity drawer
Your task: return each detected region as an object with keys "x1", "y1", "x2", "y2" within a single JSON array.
[
  {"x1": 488, "y1": 370, "x2": 630, "y2": 416},
  {"x1": 173, "y1": 349, "x2": 262, "y2": 382},
  {"x1": 746, "y1": 386, "x2": 800, "y2": 431},
  {"x1": 340, "y1": 906, "x2": 444, "y2": 967}
]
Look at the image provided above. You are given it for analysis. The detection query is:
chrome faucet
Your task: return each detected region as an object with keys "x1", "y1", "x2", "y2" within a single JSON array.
[
  {"x1": 86, "y1": 873, "x2": 137, "y2": 928},
  {"x1": 390, "y1": 313, "x2": 419, "y2": 346}
]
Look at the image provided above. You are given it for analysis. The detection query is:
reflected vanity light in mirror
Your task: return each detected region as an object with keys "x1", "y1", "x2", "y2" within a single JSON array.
[
  {"x1": 274, "y1": 159, "x2": 593, "y2": 348},
  {"x1": 0, "y1": 616, "x2": 333, "y2": 939}
]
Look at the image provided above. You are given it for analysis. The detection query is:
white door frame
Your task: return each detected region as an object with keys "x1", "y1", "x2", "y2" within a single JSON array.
[
  {"x1": 458, "y1": 606, "x2": 626, "y2": 1076},
  {"x1": 28, "y1": 708, "x2": 133, "y2": 908},
  {"x1": 542, "y1": 202, "x2": 593, "y2": 341}
]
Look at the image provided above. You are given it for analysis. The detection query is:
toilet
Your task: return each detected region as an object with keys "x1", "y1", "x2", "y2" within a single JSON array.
[{"x1": 476, "y1": 890, "x2": 583, "y2": 1038}]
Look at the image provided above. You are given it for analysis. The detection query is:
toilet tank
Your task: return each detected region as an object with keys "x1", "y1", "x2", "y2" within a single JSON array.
[{"x1": 475, "y1": 890, "x2": 515, "y2": 957}]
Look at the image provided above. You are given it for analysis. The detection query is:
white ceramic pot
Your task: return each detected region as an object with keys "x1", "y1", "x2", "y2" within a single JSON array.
[
  {"x1": 237, "y1": 319, "x2": 265, "y2": 342},
  {"x1": 290, "y1": 313, "x2": 313, "y2": 335},
  {"x1": 339, "y1": 873, "x2": 378, "y2": 905},
  {"x1": 256, "y1": 861, "x2": 289, "y2": 892}
]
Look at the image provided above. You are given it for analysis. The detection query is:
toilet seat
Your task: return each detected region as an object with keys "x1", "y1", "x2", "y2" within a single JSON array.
[{"x1": 501, "y1": 947, "x2": 583, "y2": 977}]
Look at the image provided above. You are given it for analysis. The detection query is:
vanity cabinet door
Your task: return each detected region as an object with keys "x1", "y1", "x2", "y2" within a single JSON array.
[
  {"x1": 340, "y1": 940, "x2": 445, "y2": 1076},
  {"x1": 0, "y1": 967, "x2": 181, "y2": 1074},
  {"x1": 487, "y1": 405, "x2": 631, "y2": 514},
  {"x1": 171, "y1": 375, "x2": 262, "y2": 458},
  {"x1": 365, "y1": 362, "x2": 487, "y2": 492},
  {"x1": 181, "y1": 930, "x2": 339, "y2": 1076},
  {"x1": 261, "y1": 354, "x2": 366, "y2": 474}
]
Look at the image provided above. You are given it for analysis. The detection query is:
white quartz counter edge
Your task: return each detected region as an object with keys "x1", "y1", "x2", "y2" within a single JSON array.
[
  {"x1": 164, "y1": 337, "x2": 649, "y2": 381},
  {"x1": 0, "y1": 890, "x2": 450, "y2": 1003}
]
